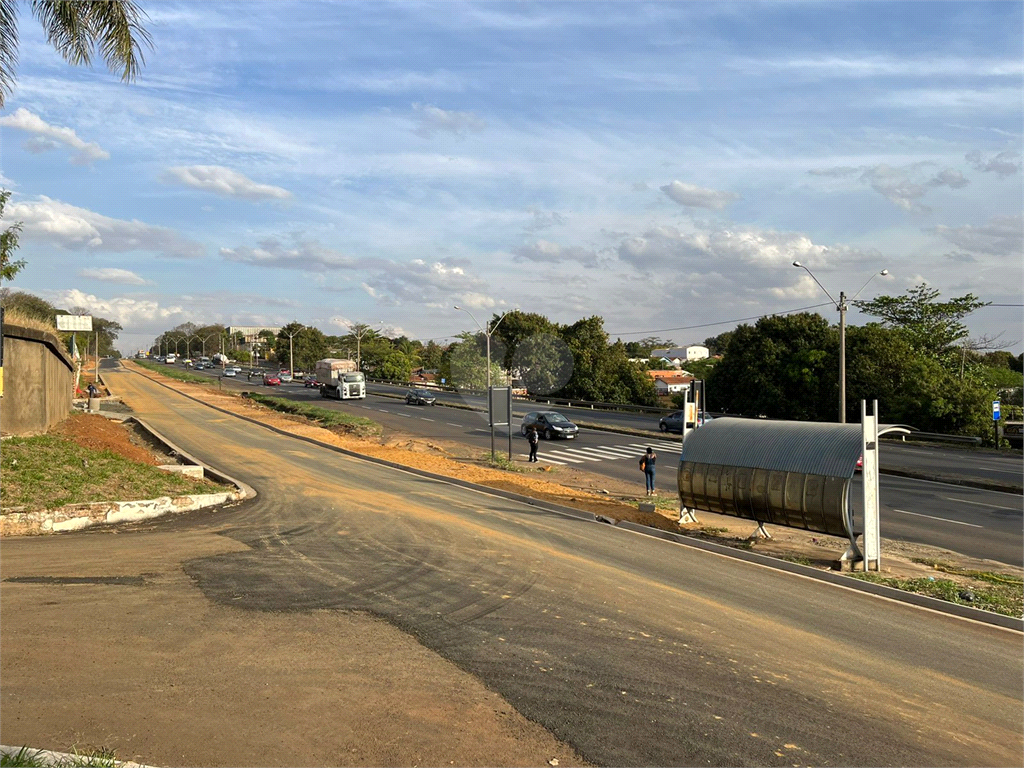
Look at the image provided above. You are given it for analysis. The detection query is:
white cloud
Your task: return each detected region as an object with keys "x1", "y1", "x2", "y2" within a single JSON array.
[
  {"x1": 412, "y1": 103, "x2": 487, "y2": 138},
  {"x1": 220, "y1": 237, "x2": 357, "y2": 269},
  {"x1": 77, "y1": 268, "x2": 153, "y2": 286},
  {"x1": 809, "y1": 163, "x2": 971, "y2": 211},
  {"x1": 163, "y1": 165, "x2": 292, "y2": 201},
  {"x1": 965, "y1": 150, "x2": 1021, "y2": 177},
  {"x1": 0, "y1": 108, "x2": 109, "y2": 165},
  {"x1": 660, "y1": 181, "x2": 740, "y2": 210},
  {"x1": 769, "y1": 273, "x2": 822, "y2": 300},
  {"x1": 933, "y1": 214, "x2": 1023, "y2": 257},
  {"x1": 47, "y1": 289, "x2": 186, "y2": 331},
  {"x1": 8, "y1": 196, "x2": 204, "y2": 258},
  {"x1": 364, "y1": 258, "x2": 490, "y2": 306},
  {"x1": 513, "y1": 240, "x2": 600, "y2": 267}
]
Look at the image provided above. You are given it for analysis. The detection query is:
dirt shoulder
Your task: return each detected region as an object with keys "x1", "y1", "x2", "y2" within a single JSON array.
[{"x1": 116, "y1": 361, "x2": 1021, "y2": 606}]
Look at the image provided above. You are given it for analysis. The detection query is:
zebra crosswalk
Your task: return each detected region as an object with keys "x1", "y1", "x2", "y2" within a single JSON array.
[{"x1": 535, "y1": 442, "x2": 677, "y2": 466}]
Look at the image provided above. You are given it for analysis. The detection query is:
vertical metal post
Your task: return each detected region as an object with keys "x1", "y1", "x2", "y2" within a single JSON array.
[
  {"x1": 486, "y1": 330, "x2": 494, "y2": 459},
  {"x1": 861, "y1": 399, "x2": 881, "y2": 571},
  {"x1": 839, "y1": 291, "x2": 847, "y2": 424}
]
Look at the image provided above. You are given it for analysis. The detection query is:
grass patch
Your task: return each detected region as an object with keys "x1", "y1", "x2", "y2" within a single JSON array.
[
  {"x1": 1, "y1": 434, "x2": 224, "y2": 511},
  {"x1": 484, "y1": 453, "x2": 524, "y2": 472},
  {"x1": 848, "y1": 572, "x2": 1023, "y2": 618},
  {"x1": 245, "y1": 393, "x2": 382, "y2": 437},
  {"x1": 910, "y1": 557, "x2": 1024, "y2": 586},
  {"x1": 1, "y1": 746, "x2": 119, "y2": 767},
  {"x1": 135, "y1": 359, "x2": 213, "y2": 385}
]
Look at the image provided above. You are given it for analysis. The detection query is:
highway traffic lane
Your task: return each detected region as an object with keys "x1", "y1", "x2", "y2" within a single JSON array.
[
  {"x1": 237, "y1": 384, "x2": 1024, "y2": 565},
  {"x1": 98, "y1": 366, "x2": 1023, "y2": 767}
]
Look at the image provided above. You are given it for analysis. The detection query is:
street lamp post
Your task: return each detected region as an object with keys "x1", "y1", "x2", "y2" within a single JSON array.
[
  {"x1": 454, "y1": 306, "x2": 511, "y2": 459},
  {"x1": 792, "y1": 262, "x2": 889, "y2": 423},
  {"x1": 347, "y1": 322, "x2": 383, "y2": 372},
  {"x1": 284, "y1": 328, "x2": 300, "y2": 374},
  {"x1": 200, "y1": 333, "x2": 219, "y2": 357}
]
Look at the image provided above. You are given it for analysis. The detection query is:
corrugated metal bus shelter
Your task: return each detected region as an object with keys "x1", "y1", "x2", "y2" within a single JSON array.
[{"x1": 677, "y1": 411, "x2": 909, "y2": 568}]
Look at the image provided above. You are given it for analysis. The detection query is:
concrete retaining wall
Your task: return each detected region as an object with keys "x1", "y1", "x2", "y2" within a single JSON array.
[
  {"x1": 1, "y1": 323, "x2": 74, "y2": 436},
  {"x1": 0, "y1": 490, "x2": 242, "y2": 536}
]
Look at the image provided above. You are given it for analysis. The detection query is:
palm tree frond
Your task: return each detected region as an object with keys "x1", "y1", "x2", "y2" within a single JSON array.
[
  {"x1": 0, "y1": 0, "x2": 20, "y2": 107},
  {"x1": 84, "y1": 0, "x2": 152, "y2": 83},
  {"x1": 30, "y1": 0, "x2": 94, "y2": 66}
]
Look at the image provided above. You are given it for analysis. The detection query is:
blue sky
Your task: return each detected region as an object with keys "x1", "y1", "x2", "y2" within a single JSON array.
[{"x1": 1, "y1": 0, "x2": 1021, "y2": 355}]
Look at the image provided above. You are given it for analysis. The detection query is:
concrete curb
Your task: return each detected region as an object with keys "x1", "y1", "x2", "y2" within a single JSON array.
[
  {"x1": 0, "y1": 415, "x2": 256, "y2": 537},
  {"x1": 1, "y1": 744, "x2": 152, "y2": 767},
  {"x1": 126, "y1": 364, "x2": 1023, "y2": 633}
]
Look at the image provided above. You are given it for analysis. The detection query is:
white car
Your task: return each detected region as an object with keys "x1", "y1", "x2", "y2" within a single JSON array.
[
  {"x1": 223, "y1": 368, "x2": 236, "y2": 377},
  {"x1": 279, "y1": 372, "x2": 293, "y2": 383}
]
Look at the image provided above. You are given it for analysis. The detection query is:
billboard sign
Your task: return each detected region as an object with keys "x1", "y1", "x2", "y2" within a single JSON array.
[{"x1": 56, "y1": 315, "x2": 93, "y2": 332}]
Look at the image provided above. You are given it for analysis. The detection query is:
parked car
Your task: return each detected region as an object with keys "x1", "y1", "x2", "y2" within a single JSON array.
[
  {"x1": 222, "y1": 368, "x2": 236, "y2": 377},
  {"x1": 521, "y1": 411, "x2": 579, "y2": 439},
  {"x1": 658, "y1": 411, "x2": 714, "y2": 433},
  {"x1": 303, "y1": 376, "x2": 319, "y2": 388},
  {"x1": 405, "y1": 388, "x2": 437, "y2": 405},
  {"x1": 263, "y1": 373, "x2": 281, "y2": 386}
]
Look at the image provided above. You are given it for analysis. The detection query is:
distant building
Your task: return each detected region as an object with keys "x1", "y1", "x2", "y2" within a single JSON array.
[
  {"x1": 653, "y1": 375, "x2": 694, "y2": 395},
  {"x1": 652, "y1": 346, "x2": 710, "y2": 362},
  {"x1": 228, "y1": 325, "x2": 282, "y2": 344}
]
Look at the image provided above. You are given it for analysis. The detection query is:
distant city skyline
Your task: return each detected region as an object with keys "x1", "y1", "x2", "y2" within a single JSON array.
[{"x1": 1, "y1": 1, "x2": 1020, "y2": 355}]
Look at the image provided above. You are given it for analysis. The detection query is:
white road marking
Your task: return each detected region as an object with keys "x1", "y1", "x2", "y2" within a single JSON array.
[
  {"x1": 941, "y1": 497, "x2": 1022, "y2": 512},
  {"x1": 563, "y1": 447, "x2": 634, "y2": 460},
  {"x1": 550, "y1": 450, "x2": 602, "y2": 462},
  {"x1": 538, "y1": 456, "x2": 568, "y2": 465},
  {"x1": 420, "y1": 418, "x2": 435, "y2": 422},
  {"x1": 893, "y1": 509, "x2": 982, "y2": 528},
  {"x1": 447, "y1": 422, "x2": 462, "y2": 427}
]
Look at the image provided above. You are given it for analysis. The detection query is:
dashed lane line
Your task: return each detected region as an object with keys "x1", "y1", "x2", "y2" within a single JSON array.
[{"x1": 893, "y1": 509, "x2": 982, "y2": 528}]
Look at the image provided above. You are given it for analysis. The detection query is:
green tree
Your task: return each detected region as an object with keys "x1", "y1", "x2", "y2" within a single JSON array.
[
  {"x1": 1, "y1": 189, "x2": 25, "y2": 281},
  {"x1": 0, "y1": 288, "x2": 55, "y2": 321},
  {"x1": 490, "y1": 310, "x2": 558, "y2": 371},
  {"x1": 0, "y1": 0, "x2": 153, "y2": 106},
  {"x1": 853, "y1": 283, "x2": 989, "y2": 364},
  {"x1": 707, "y1": 313, "x2": 837, "y2": 420},
  {"x1": 276, "y1": 322, "x2": 328, "y2": 371},
  {"x1": 703, "y1": 331, "x2": 735, "y2": 357},
  {"x1": 446, "y1": 332, "x2": 503, "y2": 390},
  {"x1": 420, "y1": 340, "x2": 444, "y2": 370}
]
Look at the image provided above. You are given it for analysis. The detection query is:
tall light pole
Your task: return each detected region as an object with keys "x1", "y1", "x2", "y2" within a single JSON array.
[
  {"x1": 454, "y1": 306, "x2": 511, "y2": 459},
  {"x1": 793, "y1": 262, "x2": 889, "y2": 423},
  {"x1": 200, "y1": 333, "x2": 219, "y2": 357},
  {"x1": 283, "y1": 327, "x2": 301, "y2": 374},
  {"x1": 347, "y1": 321, "x2": 383, "y2": 372}
]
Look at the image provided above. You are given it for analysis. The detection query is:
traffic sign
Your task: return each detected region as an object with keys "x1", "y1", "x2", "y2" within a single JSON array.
[{"x1": 993, "y1": 400, "x2": 1001, "y2": 421}]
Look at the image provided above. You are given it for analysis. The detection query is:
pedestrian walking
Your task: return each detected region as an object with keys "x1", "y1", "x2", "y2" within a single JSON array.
[
  {"x1": 87, "y1": 383, "x2": 99, "y2": 398},
  {"x1": 527, "y1": 425, "x2": 540, "y2": 463},
  {"x1": 639, "y1": 447, "x2": 657, "y2": 495}
]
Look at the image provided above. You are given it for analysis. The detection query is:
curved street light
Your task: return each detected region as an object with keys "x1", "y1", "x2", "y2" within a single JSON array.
[
  {"x1": 792, "y1": 261, "x2": 889, "y2": 423},
  {"x1": 454, "y1": 306, "x2": 512, "y2": 459}
]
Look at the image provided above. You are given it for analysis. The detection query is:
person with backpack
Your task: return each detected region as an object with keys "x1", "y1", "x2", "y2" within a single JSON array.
[
  {"x1": 527, "y1": 425, "x2": 540, "y2": 463},
  {"x1": 639, "y1": 447, "x2": 657, "y2": 495}
]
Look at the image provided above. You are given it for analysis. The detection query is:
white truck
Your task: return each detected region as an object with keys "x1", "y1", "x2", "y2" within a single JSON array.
[
  {"x1": 316, "y1": 358, "x2": 365, "y2": 400},
  {"x1": 212, "y1": 353, "x2": 229, "y2": 367}
]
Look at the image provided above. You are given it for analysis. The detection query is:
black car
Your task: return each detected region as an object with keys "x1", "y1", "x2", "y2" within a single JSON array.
[
  {"x1": 521, "y1": 411, "x2": 579, "y2": 439},
  {"x1": 406, "y1": 388, "x2": 437, "y2": 405}
]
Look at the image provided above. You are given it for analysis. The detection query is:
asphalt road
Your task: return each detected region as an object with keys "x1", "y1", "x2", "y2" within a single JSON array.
[
  {"x1": 187, "y1": 367, "x2": 1024, "y2": 566},
  {"x1": 4, "y1": 363, "x2": 1019, "y2": 767}
]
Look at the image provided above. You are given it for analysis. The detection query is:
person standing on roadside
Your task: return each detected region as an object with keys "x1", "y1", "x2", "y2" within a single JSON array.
[
  {"x1": 527, "y1": 425, "x2": 540, "y2": 463},
  {"x1": 639, "y1": 447, "x2": 657, "y2": 495}
]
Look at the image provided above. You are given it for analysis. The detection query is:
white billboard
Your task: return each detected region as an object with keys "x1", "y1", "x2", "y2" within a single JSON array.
[{"x1": 56, "y1": 315, "x2": 93, "y2": 332}]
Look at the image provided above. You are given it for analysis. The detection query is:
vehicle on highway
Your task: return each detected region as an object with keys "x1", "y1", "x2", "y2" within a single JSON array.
[
  {"x1": 405, "y1": 388, "x2": 437, "y2": 405},
  {"x1": 316, "y1": 358, "x2": 366, "y2": 400},
  {"x1": 303, "y1": 376, "x2": 319, "y2": 388},
  {"x1": 856, "y1": 454, "x2": 863, "y2": 472},
  {"x1": 521, "y1": 411, "x2": 579, "y2": 439},
  {"x1": 263, "y1": 373, "x2": 282, "y2": 386},
  {"x1": 279, "y1": 371, "x2": 293, "y2": 383},
  {"x1": 222, "y1": 368, "x2": 236, "y2": 377},
  {"x1": 658, "y1": 411, "x2": 714, "y2": 433},
  {"x1": 194, "y1": 363, "x2": 204, "y2": 370},
  {"x1": 165, "y1": 353, "x2": 176, "y2": 364}
]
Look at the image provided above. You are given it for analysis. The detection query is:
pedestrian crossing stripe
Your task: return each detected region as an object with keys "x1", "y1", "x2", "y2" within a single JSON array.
[{"x1": 538, "y1": 442, "x2": 680, "y2": 464}]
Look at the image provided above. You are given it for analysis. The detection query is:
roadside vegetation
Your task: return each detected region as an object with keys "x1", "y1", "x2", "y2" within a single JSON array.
[
  {"x1": 1, "y1": 746, "x2": 119, "y2": 767},
  {"x1": 134, "y1": 359, "x2": 213, "y2": 384},
  {"x1": 244, "y1": 393, "x2": 382, "y2": 437},
  {"x1": 849, "y1": 563, "x2": 1023, "y2": 618},
  {"x1": 0, "y1": 433, "x2": 223, "y2": 511}
]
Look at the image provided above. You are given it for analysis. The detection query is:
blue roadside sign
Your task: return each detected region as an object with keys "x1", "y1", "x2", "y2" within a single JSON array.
[{"x1": 993, "y1": 400, "x2": 1001, "y2": 420}]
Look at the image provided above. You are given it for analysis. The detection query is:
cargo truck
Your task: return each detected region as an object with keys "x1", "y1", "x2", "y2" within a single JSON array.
[{"x1": 316, "y1": 358, "x2": 366, "y2": 400}]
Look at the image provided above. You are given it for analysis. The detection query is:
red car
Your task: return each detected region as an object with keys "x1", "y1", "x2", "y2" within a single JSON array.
[
  {"x1": 855, "y1": 454, "x2": 863, "y2": 472},
  {"x1": 262, "y1": 373, "x2": 281, "y2": 386},
  {"x1": 303, "y1": 376, "x2": 319, "y2": 388}
]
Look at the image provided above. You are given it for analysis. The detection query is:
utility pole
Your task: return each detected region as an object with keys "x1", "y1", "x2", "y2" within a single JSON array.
[{"x1": 454, "y1": 306, "x2": 512, "y2": 459}]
